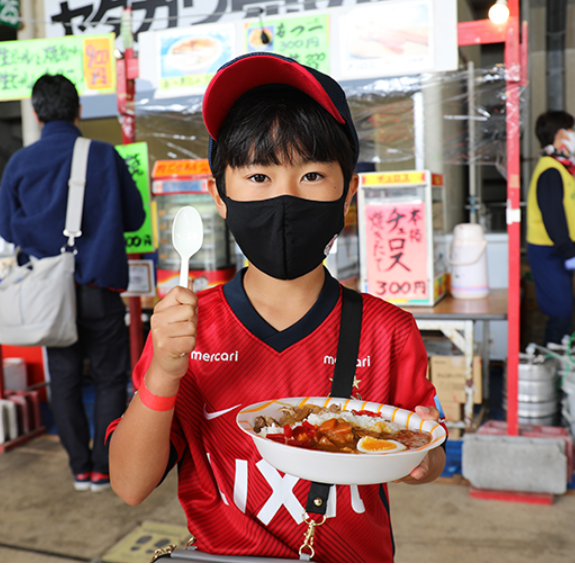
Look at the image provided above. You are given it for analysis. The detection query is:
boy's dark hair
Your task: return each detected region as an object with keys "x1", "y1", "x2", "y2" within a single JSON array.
[
  {"x1": 210, "y1": 85, "x2": 357, "y2": 198},
  {"x1": 535, "y1": 110, "x2": 574, "y2": 147},
  {"x1": 31, "y1": 74, "x2": 80, "y2": 124}
]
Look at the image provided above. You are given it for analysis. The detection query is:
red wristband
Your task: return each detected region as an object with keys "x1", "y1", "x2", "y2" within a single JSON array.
[{"x1": 137, "y1": 378, "x2": 177, "y2": 411}]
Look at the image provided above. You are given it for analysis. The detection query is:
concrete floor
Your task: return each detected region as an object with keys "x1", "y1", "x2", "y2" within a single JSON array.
[{"x1": 1, "y1": 434, "x2": 574, "y2": 563}]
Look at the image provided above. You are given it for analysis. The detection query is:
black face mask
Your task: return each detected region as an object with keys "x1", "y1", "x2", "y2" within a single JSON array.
[{"x1": 224, "y1": 194, "x2": 346, "y2": 280}]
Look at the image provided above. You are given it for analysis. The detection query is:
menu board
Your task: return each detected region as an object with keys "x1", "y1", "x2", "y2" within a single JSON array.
[
  {"x1": 0, "y1": 34, "x2": 116, "y2": 101},
  {"x1": 364, "y1": 201, "x2": 429, "y2": 301},
  {"x1": 245, "y1": 13, "x2": 329, "y2": 73},
  {"x1": 116, "y1": 142, "x2": 155, "y2": 254}
]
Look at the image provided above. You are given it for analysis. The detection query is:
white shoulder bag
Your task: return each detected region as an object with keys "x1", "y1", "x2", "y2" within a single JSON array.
[{"x1": 0, "y1": 137, "x2": 91, "y2": 348}]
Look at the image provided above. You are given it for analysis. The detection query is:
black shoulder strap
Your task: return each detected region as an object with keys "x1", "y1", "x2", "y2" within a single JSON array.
[
  {"x1": 330, "y1": 287, "x2": 363, "y2": 398},
  {"x1": 305, "y1": 286, "x2": 363, "y2": 516}
]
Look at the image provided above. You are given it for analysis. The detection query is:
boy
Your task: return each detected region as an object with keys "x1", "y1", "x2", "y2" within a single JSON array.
[{"x1": 109, "y1": 53, "x2": 445, "y2": 562}]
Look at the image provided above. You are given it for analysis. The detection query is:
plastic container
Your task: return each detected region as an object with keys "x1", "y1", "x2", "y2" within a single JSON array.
[
  {"x1": 2, "y1": 358, "x2": 27, "y2": 391},
  {"x1": 448, "y1": 223, "x2": 489, "y2": 299}
]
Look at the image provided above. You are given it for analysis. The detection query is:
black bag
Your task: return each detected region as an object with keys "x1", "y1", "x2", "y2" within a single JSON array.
[{"x1": 152, "y1": 287, "x2": 363, "y2": 563}]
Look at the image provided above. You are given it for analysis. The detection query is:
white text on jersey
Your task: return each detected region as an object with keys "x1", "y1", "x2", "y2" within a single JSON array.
[
  {"x1": 324, "y1": 355, "x2": 370, "y2": 367},
  {"x1": 191, "y1": 350, "x2": 239, "y2": 362},
  {"x1": 207, "y1": 455, "x2": 366, "y2": 525}
]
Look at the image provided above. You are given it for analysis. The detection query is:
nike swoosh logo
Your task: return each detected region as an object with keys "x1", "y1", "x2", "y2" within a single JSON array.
[{"x1": 203, "y1": 403, "x2": 241, "y2": 420}]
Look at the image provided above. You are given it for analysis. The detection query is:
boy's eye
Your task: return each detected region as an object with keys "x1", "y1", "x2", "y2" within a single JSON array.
[
  {"x1": 303, "y1": 172, "x2": 323, "y2": 182},
  {"x1": 249, "y1": 174, "x2": 269, "y2": 183}
]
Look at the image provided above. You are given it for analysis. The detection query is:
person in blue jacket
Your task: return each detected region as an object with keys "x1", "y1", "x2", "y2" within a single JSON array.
[
  {"x1": 0, "y1": 74, "x2": 145, "y2": 492},
  {"x1": 527, "y1": 110, "x2": 575, "y2": 345}
]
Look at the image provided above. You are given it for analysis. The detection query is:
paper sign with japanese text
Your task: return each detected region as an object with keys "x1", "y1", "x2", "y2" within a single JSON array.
[
  {"x1": 0, "y1": 0, "x2": 19, "y2": 28},
  {"x1": 115, "y1": 143, "x2": 155, "y2": 254},
  {"x1": 361, "y1": 171, "x2": 428, "y2": 187},
  {"x1": 244, "y1": 13, "x2": 329, "y2": 73},
  {"x1": 151, "y1": 159, "x2": 211, "y2": 179},
  {"x1": 82, "y1": 36, "x2": 115, "y2": 91},
  {"x1": 0, "y1": 34, "x2": 115, "y2": 101},
  {"x1": 364, "y1": 201, "x2": 428, "y2": 301}
]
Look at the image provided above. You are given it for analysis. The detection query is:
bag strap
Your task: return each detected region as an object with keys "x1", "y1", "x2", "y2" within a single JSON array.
[
  {"x1": 305, "y1": 286, "x2": 363, "y2": 516},
  {"x1": 63, "y1": 137, "x2": 91, "y2": 250}
]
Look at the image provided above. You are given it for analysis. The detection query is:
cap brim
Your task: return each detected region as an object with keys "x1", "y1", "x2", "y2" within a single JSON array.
[{"x1": 203, "y1": 54, "x2": 346, "y2": 141}]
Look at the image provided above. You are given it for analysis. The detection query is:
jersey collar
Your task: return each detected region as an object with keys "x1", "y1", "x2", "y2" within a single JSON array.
[{"x1": 223, "y1": 267, "x2": 340, "y2": 352}]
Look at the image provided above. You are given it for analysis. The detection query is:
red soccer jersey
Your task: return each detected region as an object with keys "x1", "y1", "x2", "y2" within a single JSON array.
[{"x1": 124, "y1": 282, "x2": 438, "y2": 562}]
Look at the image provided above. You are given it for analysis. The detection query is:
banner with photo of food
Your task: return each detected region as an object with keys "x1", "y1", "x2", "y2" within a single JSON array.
[
  {"x1": 157, "y1": 24, "x2": 235, "y2": 94},
  {"x1": 336, "y1": 0, "x2": 433, "y2": 80}
]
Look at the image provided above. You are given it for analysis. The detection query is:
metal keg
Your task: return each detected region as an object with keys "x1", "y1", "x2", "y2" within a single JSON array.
[{"x1": 503, "y1": 354, "x2": 559, "y2": 425}]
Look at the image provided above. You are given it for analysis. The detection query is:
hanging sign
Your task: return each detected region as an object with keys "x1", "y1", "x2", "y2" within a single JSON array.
[
  {"x1": 364, "y1": 201, "x2": 429, "y2": 302},
  {"x1": 245, "y1": 13, "x2": 329, "y2": 73},
  {"x1": 136, "y1": 0, "x2": 456, "y2": 95},
  {"x1": 0, "y1": 0, "x2": 19, "y2": 28},
  {"x1": 116, "y1": 142, "x2": 155, "y2": 254},
  {"x1": 0, "y1": 34, "x2": 115, "y2": 101}
]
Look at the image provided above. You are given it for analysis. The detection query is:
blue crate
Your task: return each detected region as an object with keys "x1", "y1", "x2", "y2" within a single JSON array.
[{"x1": 441, "y1": 438, "x2": 463, "y2": 477}]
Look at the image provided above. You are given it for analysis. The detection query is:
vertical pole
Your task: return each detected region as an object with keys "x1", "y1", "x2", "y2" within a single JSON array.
[
  {"x1": 468, "y1": 61, "x2": 477, "y2": 224},
  {"x1": 505, "y1": 0, "x2": 521, "y2": 436},
  {"x1": 0, "y1": 345, "x2": 5, "y2": 400},
  {"x1": 118, "y1": 7, "x2": 143, "y2": 371},
  {"x1": 18, "y1": 0, "x2": 41, "y2": 146}
]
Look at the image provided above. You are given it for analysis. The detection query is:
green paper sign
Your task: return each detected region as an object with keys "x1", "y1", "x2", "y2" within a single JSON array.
[
  {"x1": 0, "y1": 34, "x2": 116, "y2": 101},
  {"x1": 116, "y1": 142, "x2": 155, "y2": 255},
  {"x1": 245, "y1": 13, "x2": 330, "y2": 73},
  {"x1": 0, "y1": 0, "x2": 19, "y2": 29}
]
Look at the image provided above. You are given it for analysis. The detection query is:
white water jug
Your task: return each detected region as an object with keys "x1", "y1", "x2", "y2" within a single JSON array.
[{"x1": 448, "y1": 223, "x2": 489, "y2": 299}]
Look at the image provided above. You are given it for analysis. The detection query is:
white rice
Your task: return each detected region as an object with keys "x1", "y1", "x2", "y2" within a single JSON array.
[
  {"x1": 258, "y1": 410, "x2": 401, "y2": 437},
  {"x1": 306, "y1": 411, "x2": 401, "y2": 434},
  {"x1": 258, "y1": 424, "x2": 284, "y2": 437}
]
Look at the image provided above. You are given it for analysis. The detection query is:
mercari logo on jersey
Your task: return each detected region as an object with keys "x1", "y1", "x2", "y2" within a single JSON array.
[{"x1": 191, "y1": 350, "x2": 239, "y2": 362}]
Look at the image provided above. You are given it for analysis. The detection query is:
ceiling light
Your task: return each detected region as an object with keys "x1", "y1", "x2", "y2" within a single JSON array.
[{"x1": 488, "y1": 0, "x2": 510, "y2": 25}]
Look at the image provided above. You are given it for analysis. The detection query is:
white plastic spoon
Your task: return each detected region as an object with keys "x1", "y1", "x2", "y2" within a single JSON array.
[{"x1": 172, "y1": 206, "x2": 204, "y2": 288}]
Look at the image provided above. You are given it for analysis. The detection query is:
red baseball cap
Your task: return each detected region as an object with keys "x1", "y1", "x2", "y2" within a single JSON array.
[{"x1": 203, "y1": 52, "x2": 359, "y2": 164}]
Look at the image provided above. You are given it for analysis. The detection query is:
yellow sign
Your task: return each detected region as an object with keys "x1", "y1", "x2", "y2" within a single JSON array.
[
  {"x1": 361, "y1": 171, "x2": 428, "y2": 187},
  {"x1": 82, "y1": 36, "x2": 115, "y2": 91}
]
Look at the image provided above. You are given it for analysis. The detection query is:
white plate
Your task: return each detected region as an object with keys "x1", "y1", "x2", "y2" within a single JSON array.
[{"x1": 237, "y1": 396, "x2": 446, "y2": 485}]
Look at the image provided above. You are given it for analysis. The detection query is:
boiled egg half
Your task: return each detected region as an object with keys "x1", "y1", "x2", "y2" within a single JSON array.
[{"x1": 356, "y1": 437, "x2": 407, "y2": 454}]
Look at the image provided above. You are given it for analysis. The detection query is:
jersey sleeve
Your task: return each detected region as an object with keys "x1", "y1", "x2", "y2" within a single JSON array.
[{"x1": 105, "y1": 333, "x2": 189, "y2": 465}]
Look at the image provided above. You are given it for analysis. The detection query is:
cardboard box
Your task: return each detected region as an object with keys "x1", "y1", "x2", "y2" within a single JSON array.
[
  {"x1": 441, "y1": 400, "x2": 463, "y2": 422},
  {"x1": 430, "y1": 355, "x2": 482, "y2": 404}
]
